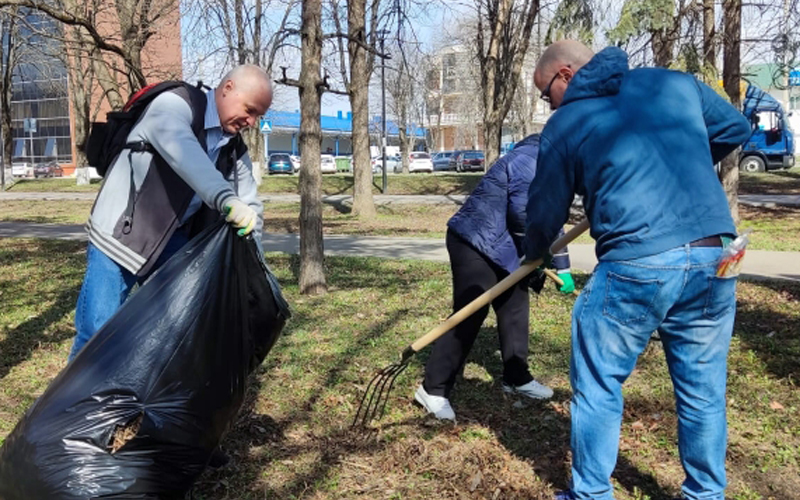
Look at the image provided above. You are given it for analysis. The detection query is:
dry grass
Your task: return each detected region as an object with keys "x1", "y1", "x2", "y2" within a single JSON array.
[{"x1": 1, "y1": 240, "x2": 798, "y2": 499}]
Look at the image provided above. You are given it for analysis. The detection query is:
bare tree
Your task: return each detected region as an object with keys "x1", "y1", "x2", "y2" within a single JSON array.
[
  {"x1": 276, "y1": 0, "x2": 349, "y2": 295},
  {"x1": 182, "y1": 0, "x2": 297, "y2": 181},
  {"x1": 475, "y1": 0, "x2": 540, "y2": 169},
  {"x1": 341, "y1": 0, "x2": 381, "y2": 217},
  {"x1": 0, "y1": 0, "x2": 179, "y2": 100},
  {"x1": 720, "y1": 0, "x2": 742, "y2": 224},
  {"x1": 0, "y1": 7, "x2": 22, "y2": 190},
  {"x1": 385, "y1": 41, "x2": 426, "y2": 173}
]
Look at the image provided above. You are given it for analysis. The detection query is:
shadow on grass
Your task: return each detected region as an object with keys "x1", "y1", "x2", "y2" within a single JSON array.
[
  {"x1": 0, "y1": 240, "x2": 84, "y2": 380},
  {"x1": 193, "y1": 306, "x2": 413, "y2": 498},
  {"x1": 0, "y1": 286, "x2": 78, "y2": 379},
  {"x1": 732, "y1": 279, "x2": 800, "y2": 381},
  {"x1": 284, "y1": 254, "x2": 442, "y2": 292}
]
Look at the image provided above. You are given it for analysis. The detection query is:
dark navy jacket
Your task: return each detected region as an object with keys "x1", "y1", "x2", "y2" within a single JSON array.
[
  {"x1": 448, "y1": 135, "x2": 570, "y2": 274},
  {"x1": 525, "y1": 47, "x2": 751, "y2": 262}
]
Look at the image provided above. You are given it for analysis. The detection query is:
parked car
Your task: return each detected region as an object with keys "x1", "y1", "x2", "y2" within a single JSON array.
[
  {"x1": 290, "y1": 155, "x2": 301, "y2": 173},
  {"x1": 455, "y1": 150, "x2": 485, "y2": 172},
  {"x1": 398, "y1": 152, "x2": 433, "y2": 173},
  {"x1": 321, "y1": 154, "x2": 338, "y2": 174},
  {"x1": 267, "y1": 153, "x2": 293, "y2": 175},
  {"x1": 11, "y1": 162, "x2": 32, "y2": 177},
  {"x1": 371, "y1": 155, "x2": 400, "y2": 174},
  {"x1": 432, "y1": 151, "x2": 455, "y2": 171},
  {"x1": 34, "y1": 161, "x2": 63, "y2": 178}
]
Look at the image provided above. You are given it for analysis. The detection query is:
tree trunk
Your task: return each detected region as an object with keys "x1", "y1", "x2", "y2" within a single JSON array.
[
  {"x1": 702, "y1": 0, "x2": 716, "y2": 83},
  {"x1": 347, "y1": 0, "x2": 376, "y2": 218},
  {"x1": 483, "y1": 120, "x2": 502, "y2": 170},
  {"x1": 1, "y1": 18, "x2": 13, "y2": 189},
  {"x1": 66, "y1": 24, "x2": 94, "y2": 185},
  {"x1": 721, "y1": 0, "x2": 741, "y2": 224},
  {"x1": 652, "y1": 30, "x2": 674, "y2": 67},
  {"x1": 243, "y1": 127, "x2": 264, "y2": 183},
  {"x1": 298, "y1": 0, "x2": 326, "y2": 295},
  {"x1": 399, "y1": 126, "x2": 409, "y2": 173}
]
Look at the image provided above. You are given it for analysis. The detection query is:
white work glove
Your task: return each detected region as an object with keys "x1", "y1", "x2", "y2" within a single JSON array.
[{"x1": 223, "y1": 198, "x2": 257, "y2": 237}]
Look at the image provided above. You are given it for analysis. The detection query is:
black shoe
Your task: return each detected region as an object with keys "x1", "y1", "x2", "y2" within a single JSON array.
[{"x1": 208, "y1": 448, "x2": 230, "y2": 469}]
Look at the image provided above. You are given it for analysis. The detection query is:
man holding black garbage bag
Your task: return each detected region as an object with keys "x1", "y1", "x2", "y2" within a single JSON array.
[{"x1": 70, "y1": 64, "x2": 272, "y2": 361}]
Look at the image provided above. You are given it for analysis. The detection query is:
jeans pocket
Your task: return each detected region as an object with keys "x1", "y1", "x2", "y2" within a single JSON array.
[
  {"x1": 703, "y1": 276, "x2": 737, "y2": 320},
  {"x1": 603, "y1": 271, "x2": 663, "y2": 325}
]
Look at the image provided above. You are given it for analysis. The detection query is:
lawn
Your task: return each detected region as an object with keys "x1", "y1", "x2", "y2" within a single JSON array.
[
  {"x1": 739, "y1": 168, "x2": 800, "y2": 195},
  {"x1": 0, "y1": 238, "x2": 798, "y2": 499},
  {"x1": 5, "y1": 173, "x2": 484, "y2": 196},
  {"x1": 7, "y1": 168, "x2": 800, "y2": 197},
  {"x1": 1, "y1": 199, "x2": 799, "y2": 251}
]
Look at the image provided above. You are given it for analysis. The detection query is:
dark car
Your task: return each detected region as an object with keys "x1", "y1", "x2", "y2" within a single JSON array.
[
  {"x1": 454, "y1": 150, "x2": 485, "y2": 172},
  {"x1": 432, "y1": 151, "x2": 455, "y2": 171},
  {"x1": 268, "y1": 153, "x2": 293, "y2": 175},
  {"x1": 33, "y1": 161, "x2": 63, "y2": 178}
]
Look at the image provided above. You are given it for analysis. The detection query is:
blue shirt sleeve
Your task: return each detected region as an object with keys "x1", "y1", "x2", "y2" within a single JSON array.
[
  {"x1": 694, "y1": 78, "x2": 751, "y2": 164},
  {"x1": 524, "y1": 134, "x2": 575, "y2": 261}
]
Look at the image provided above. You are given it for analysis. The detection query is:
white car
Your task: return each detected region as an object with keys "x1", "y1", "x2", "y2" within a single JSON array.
[
  {"x1": 407, "y1": 152, "x2": 433, "y2": 173},
  {"x1": 320, "y1": 154, "x2": 337, "y2": 174},
  {"x1": 290, "y1": 155, "x2": 301, "y2": 173}
]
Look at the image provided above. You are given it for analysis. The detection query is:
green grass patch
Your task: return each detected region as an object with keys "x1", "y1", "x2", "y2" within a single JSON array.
[
  {"x1": 739, "y1": 205, "x2": 800, "y2": 251},
  {"x1": 1, "y1": 239, "x2": 798, "y2": 499},
  {"x1": 260, "y1": 173, "x2": 483, "y2": 195},
  {"x1": 3, "y1": 173, "x2": 483, "y2": 196},
  {"x1": 3, "y1": 200, "x2": 799, "y2": 252},
  {"x1": 5, "y1": 178, "x2": 102, "y2": 192},
  {"x1": 739, "y1": 168, "x2": 800, "y2": 195}
]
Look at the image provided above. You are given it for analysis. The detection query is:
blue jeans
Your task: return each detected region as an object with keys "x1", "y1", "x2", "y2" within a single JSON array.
[
  {"x1": 69, "y1": 229, "x2": 190, "y2": 361},
  {"x1": 568, "y1": 245, "x2": 736, "y2": 500}
]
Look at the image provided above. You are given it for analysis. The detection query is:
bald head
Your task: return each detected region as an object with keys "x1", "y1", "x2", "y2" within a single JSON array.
[
  {"x1": 535, "y1": 40, "x2": 595, "y2": 80},
  {"x1": 533, "y1": 40, "x2": 595, "y2": 110},
  {"x1": 216, "y1": 64, "x2": 273, "y2": 134}
]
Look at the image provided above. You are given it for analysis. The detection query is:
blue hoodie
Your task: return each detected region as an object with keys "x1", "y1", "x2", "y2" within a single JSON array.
[
  {"x1": 449, "y1": 134, "x2": 570, "y2": 274},
  {"x1": 524, "y1": 47, "x2": 751, "y2": 262}
]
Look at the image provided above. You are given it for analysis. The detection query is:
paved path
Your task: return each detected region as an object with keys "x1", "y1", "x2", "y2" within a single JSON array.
[
  {"x1": 1, "y1": 221, "x2": 798, "y2": 282},
  {"x1": 1, "y1": 191, "x2": 798, "y2": 207}
]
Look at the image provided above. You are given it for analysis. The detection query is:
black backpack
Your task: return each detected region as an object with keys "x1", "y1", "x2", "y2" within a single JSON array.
[{"x1": 84, "y1": 81, "x2": 207, "y2": 177}]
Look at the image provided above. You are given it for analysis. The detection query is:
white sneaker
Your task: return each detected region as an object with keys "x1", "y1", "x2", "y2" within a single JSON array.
[
  {"x1": 502, "y1": 379, "x2": 554, "y2": 400},
  {"x1": 414, "y1": 385, "x2": 456, "y2": 421}
]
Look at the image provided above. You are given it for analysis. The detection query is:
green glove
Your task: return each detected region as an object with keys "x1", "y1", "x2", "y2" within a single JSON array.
[{"x1": 557, "y1": 272, "x2": 575, "y2": 294}]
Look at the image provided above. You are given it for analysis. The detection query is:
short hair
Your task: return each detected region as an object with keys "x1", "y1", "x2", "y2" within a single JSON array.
[
  {"x1": 221, "y1": 64, "x2": 271, "y2": 93},
  {"x1": 535, "y1": 40, "x2": 595, "y2": 79}
]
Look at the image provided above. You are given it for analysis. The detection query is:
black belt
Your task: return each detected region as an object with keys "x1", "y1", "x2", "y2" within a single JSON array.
[{"x1": 689, "y1": 235, "x2": 723, "y2": 247}]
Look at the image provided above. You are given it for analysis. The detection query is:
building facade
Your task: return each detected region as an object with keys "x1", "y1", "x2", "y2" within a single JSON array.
[
  {"x1": 423, "y1": 45, "x2": 553, "y2": 153},
  {"x1": 4, "y1": 4, "x2": 182, "y2": 176}
]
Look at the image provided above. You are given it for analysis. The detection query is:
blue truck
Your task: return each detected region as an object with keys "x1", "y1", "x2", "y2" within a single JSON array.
[{"x1": 739, "y1": 84, "x2": 795, "y2": 172}]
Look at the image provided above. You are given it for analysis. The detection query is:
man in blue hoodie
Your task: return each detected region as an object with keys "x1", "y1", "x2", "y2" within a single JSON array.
[
  {"x1": 414, "y1": 136, "x2": 574, "y2": 422},
  {"x1": 524, "y1": 41, "x2": 751, "y2": 500}
]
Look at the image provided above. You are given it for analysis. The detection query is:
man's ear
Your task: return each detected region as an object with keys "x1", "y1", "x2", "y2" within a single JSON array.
[
  {"x1": 222, "y1": 79, "x2": 235, "y2": 96},
  {"x1": 562, "y1": 67, "x2": 574, "y2": 83}
]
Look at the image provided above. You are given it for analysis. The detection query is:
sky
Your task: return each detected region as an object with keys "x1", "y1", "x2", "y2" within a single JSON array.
[{"x1": 181, "y1": 0, "x2": 798, "y2": 117}]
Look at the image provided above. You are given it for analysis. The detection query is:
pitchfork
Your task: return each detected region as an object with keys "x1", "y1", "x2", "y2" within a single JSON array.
[{"x1": 351, "y1": 219, "x2": 590, "y2": 429}]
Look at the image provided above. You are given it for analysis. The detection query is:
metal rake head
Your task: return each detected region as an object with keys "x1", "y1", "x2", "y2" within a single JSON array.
[{"x1": 351, "y1": 348, "x2": 414, "y2": 429}]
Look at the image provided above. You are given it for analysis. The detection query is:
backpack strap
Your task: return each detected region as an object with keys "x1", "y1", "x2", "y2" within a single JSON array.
[{"x1": 118, "y1": 82, "x2": 210, "y2": 234}]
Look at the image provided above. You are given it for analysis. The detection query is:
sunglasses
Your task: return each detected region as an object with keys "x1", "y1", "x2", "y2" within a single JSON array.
[{"x1": 540, "y1": 65, "x2": 570, "y2": 103}]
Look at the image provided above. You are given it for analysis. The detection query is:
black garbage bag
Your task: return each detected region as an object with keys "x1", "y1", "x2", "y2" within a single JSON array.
[{"x1": 0, "y1": 221, "x2": 290, "y2": 499}]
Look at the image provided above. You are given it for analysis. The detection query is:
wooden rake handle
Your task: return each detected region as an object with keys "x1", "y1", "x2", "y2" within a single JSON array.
[{"x1": 408, "y1": 219, "x2": 590, "y2": 353}]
